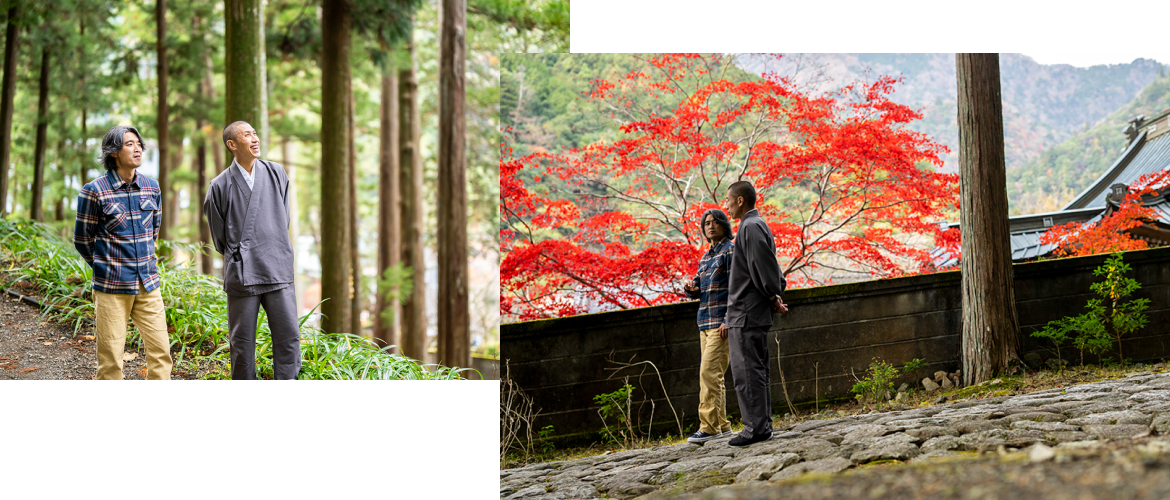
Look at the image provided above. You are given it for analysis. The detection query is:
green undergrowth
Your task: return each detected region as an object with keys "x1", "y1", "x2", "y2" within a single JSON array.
[{"x1": 0, "y1": 218, "x2": 472, "y2": 380}]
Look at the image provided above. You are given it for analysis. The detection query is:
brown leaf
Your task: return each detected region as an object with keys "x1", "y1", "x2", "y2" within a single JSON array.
[
  {"x1": 42, "y1": 342, "x2": 53, "y2": 346},
  {"x1": 18, "y1": 367, "x2": 40, "y2": 373},
  {"x1": 122, "y1": 352, "x2": 138, "y2": 362},
  {"x1": 78, "y1": 335, "x2": 95, "y2": 341}
]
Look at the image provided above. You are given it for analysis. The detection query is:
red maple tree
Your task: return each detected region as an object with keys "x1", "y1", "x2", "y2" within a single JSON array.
[
  {"x1": 1039, "y1": 168, "x2": 1170, "y2": 257},
  {"x1": 502, "y1": 54, "x2": 960, "y2": 321}
]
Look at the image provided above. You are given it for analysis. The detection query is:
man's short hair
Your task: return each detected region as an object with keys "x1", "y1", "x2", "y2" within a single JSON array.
[
  {"x1": 728, "y1": 180, "x2": 757, "y2": 208},
  {"x1": 99, "y1": 125, "x2": 144, "y2": 171},
  {"x1": 222, "y1": 120, "x2": 251, "y2": 149}
]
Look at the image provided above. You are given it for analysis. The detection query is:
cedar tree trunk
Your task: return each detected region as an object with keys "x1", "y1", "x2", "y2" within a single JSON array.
[
  {"x1": 320, "y1": 0, "x2": 353, "y2": 334},
  {"x1": 398, "y1": 30, "x2": 426, "y2": 362},
  {"x1": 31, "y1": 48, "x2": 49, "y2": 222},
  {"x1": 956, "y1": 53, "x2": 1021, "y2": 386},
  {"x1": 156, "y1": 0, "x2": 169, "y2": 238},
  {"x1": 0, "y1": 5, "x2": 19, "y2": 215},
  {"x1": 375, "y1": 68, "x2": 400, "y2": 349},
  {"x1": 438, "y1": 0, "x2": 469, "y2": 368}
]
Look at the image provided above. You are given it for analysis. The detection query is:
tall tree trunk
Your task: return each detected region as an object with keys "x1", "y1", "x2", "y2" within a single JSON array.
[
  {"x1": 157, "y1": 0, "x2": 169, "y2": 239},
  {"x1": 167, "y1": 121, "x2": 184, "y2": 234},
  {"x1": 31, "y1": 48, "x2": 49, "y2": 222},
  {"x1": 79, "y1": 18, "x2": 87, "y2": 187},
  {"x1": 375, "y1": 68, "x2": 400, "y2": 349},
  {"x1": 197, "y1": 120, "x2": 212, "y2": 274},
  {"x1": 203, "y1": 52, "x2": 224, "y2": 174},
  {"x1": 284, "y1": 137, "x2": 302, "y2": 314},
  {"x1": 398, "y1": 28, "x2": 426, "y2": 362},
  {"x1": 55, "y1": 124, "x2": 65, "y2": 222},
  {"x1": 956, "y1": 53, "x2": 1020, "y2": 386},
  {"x1": 320, "y1": 0, "x2": 353, "y2": 335},
  {"x1": 0, "y1": 4, "x2": 19, "y2": 216},
  {"x1": 349, "y1": 81, "x2": 362, "y2": 337},
  {"x1": 438, "y1": 0, "x2": 469, "y2": 369},
  {"x1": 224, "y1": 0, "x2": 266, "y2": 152},
  {"x1": 80, "y1": 109, "x2": 87, "y2": 186}
]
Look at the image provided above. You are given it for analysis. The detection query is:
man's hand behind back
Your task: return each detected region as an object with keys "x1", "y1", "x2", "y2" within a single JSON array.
[{"x1": 772, "y1": 296, "x2": 789, "y2": 314}]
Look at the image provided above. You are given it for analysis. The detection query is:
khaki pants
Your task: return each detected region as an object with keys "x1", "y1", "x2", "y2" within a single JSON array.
[
  {"x1": 94, "y1": 281, "x2": 172, "y2": 380},
  {"x1": 698, "y1": 327, "x2": 731, "y2": 435}
]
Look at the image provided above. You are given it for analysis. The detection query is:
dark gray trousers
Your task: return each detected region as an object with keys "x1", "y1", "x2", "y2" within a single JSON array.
[
  {"x1": 226, "y1": 286, "x2": 301, "y2": 380},
  {"x1": 728, "y1": 325, "x2": 773, "y2": 438}
]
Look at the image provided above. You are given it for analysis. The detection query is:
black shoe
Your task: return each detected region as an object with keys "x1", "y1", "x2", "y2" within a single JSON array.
[{"x1": 728, "y1": 430, "x2": 773, "y2": 447}]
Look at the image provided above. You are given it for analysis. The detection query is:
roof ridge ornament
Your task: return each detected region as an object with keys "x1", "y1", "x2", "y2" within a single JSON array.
[{"x1": 1125, "y1": 115, "x2": 1147, "y2": 144}]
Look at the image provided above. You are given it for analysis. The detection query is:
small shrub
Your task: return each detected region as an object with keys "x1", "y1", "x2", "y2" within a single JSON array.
[
  {"x1": 851, "y1": 357, "x2": 925, "y2": 405},
  {"x1": 1032, "y1": 253, "x2": 1149, "y2": 369},
  {"x1": 594, "y1": 383, "x2": 636, "y2": 446},
  {"x1": 537, "y1": 425, "x2": 556, "y2": 453}
]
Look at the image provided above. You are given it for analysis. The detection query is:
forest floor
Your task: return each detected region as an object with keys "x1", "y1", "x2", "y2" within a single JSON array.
[
  {"x1": 0, "y1": 290, "x2": 217, "y2": 380},
  {"x1": 502, "y1": 368, "x2": 1170, "y2": 499}
]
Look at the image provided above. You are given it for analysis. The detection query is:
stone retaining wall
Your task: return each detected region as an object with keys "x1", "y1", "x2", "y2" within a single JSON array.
[{"x1": 502, "y1": 247, "x2": 1170, "y2": 445}]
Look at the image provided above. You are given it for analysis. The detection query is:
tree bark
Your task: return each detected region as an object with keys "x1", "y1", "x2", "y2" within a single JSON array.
[
  {"x1": 224, "y1": 0, "x2": 265, "y2": 153},
  {"x1": 157, "y1": 0, "x2": 169, "y2": 239},
  {"x1": 284, "y1": 136, "x2": 302, "y2": 313},
  {"x1": 956, "y1": 53, "x2": 1021, "y2": 386},
  {"x1": 31, "y1": 48, "x2": 49, "y2": 222},
  {"x1": 438, "y1": 0, "x2": 469, "y2": 368},
  {"x1": 54, "y1": 124, "x2": 65, "y2": 222},
  {"x1": 349, "y1": 79, "x2": 362, "y2": 337},
  {"x1": 167, "y1": 120, "x2": 184, "y2": 233},
  {"x1": 320, "y1": 0, "x2": 353, "y2": 335},
  {"x1": 79, "y1": 18, "x2": 87, "y2": 187},
  {"x1": 398, "y1": 29, "x2": 426, "y2": 362},
  {"x1": 0, "y1": 5, "x2": 19, "y2": 215},
  {"x1": 203, "y1": 52, "x2": 224, "y2": 174},
  {"x1": 197, "y1": 120, "x2": 212, "y2": 274},
  {"x1": 375, "y1": 68, "x2": 400, "y2": 349}
]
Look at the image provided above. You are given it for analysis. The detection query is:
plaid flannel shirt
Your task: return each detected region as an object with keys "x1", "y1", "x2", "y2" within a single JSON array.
[
  {"x1": 685, "y1": 237, "x2": 734, "y2": 330},
  {"x1": 73, "y1": 169, "x2": 162, "y2": 295}
]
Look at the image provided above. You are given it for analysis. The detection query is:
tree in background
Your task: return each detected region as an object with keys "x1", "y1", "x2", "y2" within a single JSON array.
[
  {"x1": 0, "y1": 2, "x2": 20, "y2": 216},
  {"x1": 502, "y1": 54, "x2": 958, "y2": 321},
  {"x1": 1040, "y1": 168, "x2": 1170, "y2": 257},
  {"x1": 437, "y1": 0, "x2": 469, "y2": 368},
  {"x1": 469, "y1": 0, "x2": 568, "y2": 53},
  {"x1": 956, "y1": 53, "x2": 1020, "y2": 386},
  {"x1": 155, "y1": 0, "x2": 168, "y2": 238},
  {"x1": 319, "y1": 0, "x2": 353, "y2": 335},
  {"x1": 397, "y1": 20, "x2": 426, "y2": 361}
]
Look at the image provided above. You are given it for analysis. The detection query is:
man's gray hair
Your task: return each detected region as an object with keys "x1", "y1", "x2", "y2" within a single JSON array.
[
  {"x1": 222, "y1": 120, "x2": 250, "y2": 149},
  {"x1": 100, "y1": 125, "x2": 144, "y2": 171}
]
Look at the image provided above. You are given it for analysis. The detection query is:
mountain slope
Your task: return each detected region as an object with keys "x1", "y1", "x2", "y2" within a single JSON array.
[
  {"x1": 734, "y1": 53, "x2": 1162, "y2": 177},
  {"x1": 1007, "y1": 74, "x2": 1170, "y2": 214}
]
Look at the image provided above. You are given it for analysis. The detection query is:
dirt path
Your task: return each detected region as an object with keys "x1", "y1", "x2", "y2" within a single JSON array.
[{"x1": 0, "y1": 293, "x2": 203, "y2": 380}]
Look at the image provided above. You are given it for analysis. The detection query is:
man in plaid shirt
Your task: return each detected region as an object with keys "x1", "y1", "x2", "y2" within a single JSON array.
[
  {"x1": 73, "y1": 126, "x2": 172, "y2": 380},
  {"x1": 683, "y1": 208, "x2": 735, "y2": 443}
]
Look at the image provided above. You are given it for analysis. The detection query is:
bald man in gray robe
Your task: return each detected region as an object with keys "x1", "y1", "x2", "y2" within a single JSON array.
[{"x1": 204, "y1": 121, "x2": 301, "y2": 380}]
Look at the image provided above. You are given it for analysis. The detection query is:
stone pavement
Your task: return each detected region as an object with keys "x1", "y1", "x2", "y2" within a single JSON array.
[{"x1": 500, "y1": 371, "x2": 1170, "y2": 499}]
